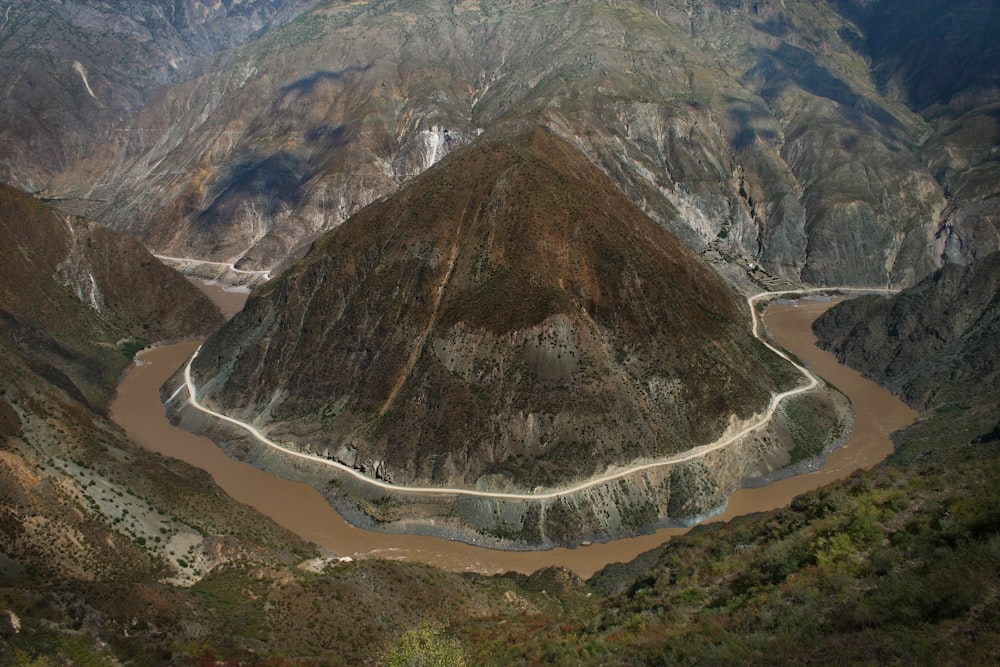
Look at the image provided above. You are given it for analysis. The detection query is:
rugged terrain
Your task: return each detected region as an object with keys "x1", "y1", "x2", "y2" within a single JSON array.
[
  {"x1": 813, "y1": 250, "x2": 1000, "y2": 410},
  {"x1": 1, "y1": 1, "x2": 999, "y2": 664},
  {"x1": 10, "y1": 0, "x2": 991, "y2": 288},
  {"x1": 0, "y1": 183, "x2": 224, "y2": 408},
  {"x1": 2, "y1": 238, "x2": 996, "y2": 663},
  {"x1": 0, "y1": 183, "x2": 248, "y2": 581},
  {"x1": 187, "y1": 128, "x2": 796, "y2": 479},
  {"x1": 0, "y1": 182, "x2": 532, "y2": 666},
  {"x1": 0, "y1": 0, "x2": 321, "y2": 191}
]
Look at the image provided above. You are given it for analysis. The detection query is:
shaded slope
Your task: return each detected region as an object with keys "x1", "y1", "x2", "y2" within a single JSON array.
[
  {"x1": 192, "y1": 128, "x2": 795, "y2": 488},
  {"x1": 863, "y1": 0, "x2": 1000, "y2": 116},
  {"x1": 0, "y1": 183, "x2": 224, "y2": 409},
  {"x1": 42, "y1": 0, "x2": 965, "y2": 286},
  {"x1": 847, "y1": 0, "x2": 1000, "y2": 271},
  {"x1": 0, "y1": 0, "x2": 321, "y2": 190},
  {"x1": 0, "y1": 183, "x2": 306, "y2": 593},
  {"x1": 813, "y1": 250, "x2": 1000, "y2": 409}
]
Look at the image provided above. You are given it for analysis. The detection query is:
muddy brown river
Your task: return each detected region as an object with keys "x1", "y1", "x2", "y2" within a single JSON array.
[{"x1": 110, "y1": 289, "x2": 916, "y2": 578}]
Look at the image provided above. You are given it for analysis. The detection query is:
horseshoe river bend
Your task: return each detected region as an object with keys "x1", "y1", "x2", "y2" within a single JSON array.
[{"x1": 110, "y1": 282, "x2": 916, "y2": 578}]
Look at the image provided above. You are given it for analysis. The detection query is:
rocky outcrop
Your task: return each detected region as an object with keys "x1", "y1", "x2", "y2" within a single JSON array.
[
  {"x1": 813, "y1": 251, "x2": 1000, "y2": 409},
  {"x1": 27, "y1": 0, "x2": 995, "y2": 287},
  {"x1": 188, "y1": 127, "x2": 803, "y2": 496}
]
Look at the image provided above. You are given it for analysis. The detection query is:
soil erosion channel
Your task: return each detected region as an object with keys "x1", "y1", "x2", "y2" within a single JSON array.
[{"x1": 111, "y1": 285, "x2": 916, "y2": 578}]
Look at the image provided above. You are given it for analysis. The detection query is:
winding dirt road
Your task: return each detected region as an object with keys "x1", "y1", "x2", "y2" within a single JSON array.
[
  {"x1": 180, "y1": 287, "x2": 890, "y2": 501},
  {"x1": 154, "y1": 254, "x2": 272, "y2": 281},
  {"x1": 115, "y1": 286, "x2": 916, "y2": 576}
]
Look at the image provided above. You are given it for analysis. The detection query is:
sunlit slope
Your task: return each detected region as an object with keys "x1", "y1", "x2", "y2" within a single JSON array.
[{"x1": 192, "y1": 128, "x2": 797, "y2": 489}]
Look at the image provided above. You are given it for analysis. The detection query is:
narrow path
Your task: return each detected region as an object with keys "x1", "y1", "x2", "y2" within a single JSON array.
[
  {"x1": 181, "y1": 287, "x2": 893, "y2": 501},
  {"x1": 154, "y1": 254, "x2": 272, "y2": 280},
  {"x1": 379, "y1": 203, "x2": 469, "y2": 417}
]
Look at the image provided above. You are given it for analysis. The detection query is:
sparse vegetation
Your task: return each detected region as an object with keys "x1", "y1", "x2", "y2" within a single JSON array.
[
  {"x1": 782, "y1": 391, "x2": 848, "y2": 464},
  {"x1": 2, "y1": 1, "x2": 999, "y2": 665}
]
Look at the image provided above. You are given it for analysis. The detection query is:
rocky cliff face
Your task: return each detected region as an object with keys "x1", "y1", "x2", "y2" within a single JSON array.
[
  {"x1": 812, "y1": 250, "x2": 1000, "y2": 410},
  {"x1": 20, "y1": 0, "x2": 993, "y2": 288},
  {"x1": 0, "y1": 183, "x2": 224, "y2": 408},
  {"x1": 0, "y1": 0, "x2": 320, "y2": 190},
  {"x1": 190, "y1": 128, "x2": 800, "y2": 490},
  {"x1": 858, "y1": 0, "x2": 1000, "y2": 273}
]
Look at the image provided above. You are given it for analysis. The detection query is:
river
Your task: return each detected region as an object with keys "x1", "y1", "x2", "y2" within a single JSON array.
[{"x1": 110, "y1": 286, "x2": 916, "y2": 578}]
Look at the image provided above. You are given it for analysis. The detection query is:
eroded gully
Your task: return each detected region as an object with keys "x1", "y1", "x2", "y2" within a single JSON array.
[{"x1": 110, "y1": 284, "x2": 917, "y2": 578}]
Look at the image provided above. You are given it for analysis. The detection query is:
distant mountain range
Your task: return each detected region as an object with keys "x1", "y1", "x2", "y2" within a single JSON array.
[
  {"x1": 1, "y1": 0, "x2": 996, "y2": 287},
  {"x1": 0, "y1": 0, "x2": 321, "y2": 190}
]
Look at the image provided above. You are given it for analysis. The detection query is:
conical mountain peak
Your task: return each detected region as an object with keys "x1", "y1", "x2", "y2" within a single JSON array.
[{"x1": 193, "y1": 128, "x2": 792, "y2": 489}]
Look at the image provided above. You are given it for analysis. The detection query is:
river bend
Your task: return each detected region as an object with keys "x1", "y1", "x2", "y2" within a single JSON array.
[{"x1": 111, "y1": 286, "x2": 916, "y2": 577}]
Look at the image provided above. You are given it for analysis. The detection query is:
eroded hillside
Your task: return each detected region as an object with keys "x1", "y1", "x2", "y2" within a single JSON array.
[
  {"x1": 27, "y1": 0, "x2": 996, "y2": 288},
  {"x1": 190, "y1": 128, "x2": 799, "y2": 489}
]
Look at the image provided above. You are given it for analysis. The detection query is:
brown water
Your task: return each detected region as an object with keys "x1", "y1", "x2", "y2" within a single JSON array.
[
  {"x1": 188, "y1": 279, "x2": 249, "y2": 319},
  {"x1": 110, "y1": 291, "x2": 917, "y2": 578},
  {"x1": 709, "y1": 300, "x2": 918, "y2": 522}
]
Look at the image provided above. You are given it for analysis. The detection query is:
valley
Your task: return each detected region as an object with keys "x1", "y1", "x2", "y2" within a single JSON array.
[
  {"x1": 1, "y1": 1, "x2": 997, "y2": 663},
  {"x1": 113, "y1": 283, "x2": 915, "y2": 576}
]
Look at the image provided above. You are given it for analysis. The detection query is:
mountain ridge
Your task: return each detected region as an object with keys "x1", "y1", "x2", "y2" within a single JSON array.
[
  {"x1": 812, "y1": 249, "x2": 1000, "y2": 410},
  {"x1": 2, "y1": 3, "x2": 999, "y2": 662},
  {"x1": 0, "y1": 183, "x2": 225, "y2": 410},
  {"x1": 21, "y1": 0, "x2": 995, "y2": 288},
  {"x1": 182, "y1": 127, "x2": 817, "y2": 545},
  {"x1": 0, "y1": 183, "x2": 307, "y2": 591},
  {"x1": 0, "y1": 0, "x2": 322, "y2": 190}
]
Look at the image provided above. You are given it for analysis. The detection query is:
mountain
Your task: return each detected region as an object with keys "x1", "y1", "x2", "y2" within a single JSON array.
[
  {"x1": 21, "y1": 0, "x2": 993, "y2": 288},
  {"x1": 0, "y1": 0, "x2": 321, "y2": 191},
  {"x1": 0, "y1": 181, "x2": 490, "y2": 664},
  {"x1": 855, "y1": 0, "x2": 1000, "y2": 268},
  {"x1": 2, "y1": 3, "x2": 999, "y2": 663},
  {"x1": 0, "y1": 183, "x2": 305, "y2": 588},
  {"x1": 812, "y1": 250, "x2": 1000, "y2": 410},
  {"x1": 0, "y1": 183, "x2": 224, "y2": 410},
  {"x1": 190, "y1": 127, "x2": 798, "y2": 490}
]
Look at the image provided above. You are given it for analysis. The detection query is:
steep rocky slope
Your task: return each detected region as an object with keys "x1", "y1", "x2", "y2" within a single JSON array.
[
  {"x1": 0, "y1": 183, "x2": 223, "y2": 409},
  {"x1": 854, "y1": 0, "x2": 1000, "y2": 270},
  {"x1": 190, "y1": 127, "x2": 798, "y2": 491},
  {"x1": 0, "y1": 186, "x2": 238, "y2": 580},
  {"x1": 813, "y1": 250, "x2": 1000, "y2": 410},
  {"x1": 35, "y1": 0, "x2": 995, "y2": 287},
  {"x1": 0, "y1": 180, "x2": 534, "y2": 665},
  {"x1": 0, "y1": 0, "x2": 320, "y2": 191},
  {"x1": 0, "y1": 183, "x2": 319, "y2": 595}
]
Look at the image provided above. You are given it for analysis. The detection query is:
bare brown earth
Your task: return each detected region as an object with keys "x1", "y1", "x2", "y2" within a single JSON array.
[
  {"x1": 120, "y1": 292, "x2": 915, "y2": 578},
  {"x1": 191, "y1": 128, "x2": 798, "y2": 493}
]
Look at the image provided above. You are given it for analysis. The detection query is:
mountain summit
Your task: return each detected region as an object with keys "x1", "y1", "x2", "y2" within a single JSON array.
[{"x1": 191, "y1": 128, "x2": 794, "y2": 489}]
